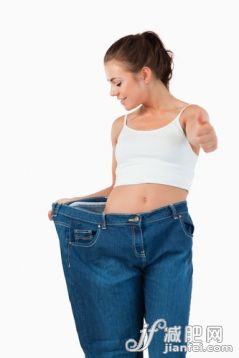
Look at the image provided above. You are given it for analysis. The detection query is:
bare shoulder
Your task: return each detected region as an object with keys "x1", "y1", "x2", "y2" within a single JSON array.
[{"x1": 111, "y1": 115, "x2": 125, "y2": 145}]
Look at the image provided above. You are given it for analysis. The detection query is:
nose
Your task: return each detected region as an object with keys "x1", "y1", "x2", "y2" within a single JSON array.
[{"x1": 110, "y1": 86, "x2": 119, "y2": 97}]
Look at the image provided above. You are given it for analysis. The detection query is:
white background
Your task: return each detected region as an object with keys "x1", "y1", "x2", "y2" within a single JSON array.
[{"x1": 0, "y1": 0, "x2": 238, "y2": 357}]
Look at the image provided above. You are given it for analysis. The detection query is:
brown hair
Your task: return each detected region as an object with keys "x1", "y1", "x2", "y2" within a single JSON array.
[{"x1": 104, "y1": 31, "x2": 174, "y2": 90}]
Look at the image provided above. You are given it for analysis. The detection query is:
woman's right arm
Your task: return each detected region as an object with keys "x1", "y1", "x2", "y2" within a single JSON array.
[{"x1": 48, "y1": 116, "x2": 121, "y2": 220}]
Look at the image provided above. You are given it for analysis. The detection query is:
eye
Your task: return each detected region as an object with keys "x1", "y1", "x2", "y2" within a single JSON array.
[{"x1": 116, "y1": 82, "x2": 122, "y2": 87}]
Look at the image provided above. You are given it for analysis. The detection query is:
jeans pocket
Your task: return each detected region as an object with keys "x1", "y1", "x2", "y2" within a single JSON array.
[
  {"x1": 69, "y1": 221, "x2": 102, "y2": 247},
  {"x1": 178, "y1": 212, "x2": 195, "y2": 238}
]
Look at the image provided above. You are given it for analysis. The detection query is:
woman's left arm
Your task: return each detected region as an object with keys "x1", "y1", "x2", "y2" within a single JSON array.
[{"x1": 185, "y1": 106, "x2": 218, "y2": 153}]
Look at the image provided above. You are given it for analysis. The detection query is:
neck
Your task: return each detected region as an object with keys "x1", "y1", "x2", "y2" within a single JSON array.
[{"x1": 140, "y1": 81, "x2": 179, "y2": 115}]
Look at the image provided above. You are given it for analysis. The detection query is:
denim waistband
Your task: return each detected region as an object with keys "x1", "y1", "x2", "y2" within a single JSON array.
[{"x1": 51, "y1": 196, "x2": 189, "y2": 227}]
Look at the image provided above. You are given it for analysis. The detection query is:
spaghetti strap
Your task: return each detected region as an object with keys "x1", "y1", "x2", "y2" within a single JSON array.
[
  {"x1": 174, "y1": 103, "x2": 195, "y2": 131},
  {"x1": 124, "y1": 105, "x2": 193, "y2": 128},
  {"x1": 124, "y1": 113, "x2": 128, "y2": 125},
  {"x1": 177, "y1": 103, "x2": 194, "y2": 118}
]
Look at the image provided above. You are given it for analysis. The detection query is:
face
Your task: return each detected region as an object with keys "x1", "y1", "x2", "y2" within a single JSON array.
[{"x1": 104, "y1": 60, "x2": 146, "y2": 110}]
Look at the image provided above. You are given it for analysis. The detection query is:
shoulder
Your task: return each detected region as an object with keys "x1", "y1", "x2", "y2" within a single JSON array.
[{"x1": 111, "y1": 115, "x2": 125, "y2": 145}]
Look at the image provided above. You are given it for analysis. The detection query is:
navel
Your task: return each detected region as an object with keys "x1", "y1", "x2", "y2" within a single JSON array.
[{"x1": 142, "y1": 196, "x2": 148, "y2": 203}]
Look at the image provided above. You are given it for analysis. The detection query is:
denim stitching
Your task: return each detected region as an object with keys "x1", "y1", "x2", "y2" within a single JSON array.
[
  {"x1": 53, "y1": 212, "x2": 103, "y2": 224},
  {"x1": 53, "y1": 211, "x2": 189, "y2": 226},
  {"x1": 131, "y1": 226, "x2": 145, "y2": 257},
  {"x1": 69, "y1": 227, "x2": 102, "y2": 248},
  {"x1": 138, "y1": 225, "x2": 146, "y2": 256},
  {"x1": 131, "y1": 226, "x2": 143, "y2": 257},
  {"x1": 54, "y1": 221, "x2": 71, "y2": 228},
  {"x1": 67, "y1": 240, "x2": 71, "y2": 268},
  {"x1": 178, "y1": 214, "x2": 194, "y2": 238}
]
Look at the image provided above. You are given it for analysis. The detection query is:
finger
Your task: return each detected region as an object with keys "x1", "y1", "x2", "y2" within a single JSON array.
[
  {"x1": 197, "y1": 132, "x2": 212, "y2": 143},
  {"x1": 197, "y1": 111, "x2": 208, "y2": 126},
  {"x1": 202, "y1": 144, "x2": 217, "y2": 152},
  {"x1": 48, "y1": 211, "x2": 53, "y2": 220},
  {"x1": 196, "y1": 128, "x2": 212, "y2": 137}
]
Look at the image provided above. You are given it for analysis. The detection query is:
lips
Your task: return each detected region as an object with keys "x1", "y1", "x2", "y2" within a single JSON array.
[{"x1": 118, "y1": 97, "x2": 127, "y2": 104}]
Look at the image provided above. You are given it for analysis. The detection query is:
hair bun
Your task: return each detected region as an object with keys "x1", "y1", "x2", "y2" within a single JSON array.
[{"x1": 104, "y1": 31, "x2": 174, "y2": 90}]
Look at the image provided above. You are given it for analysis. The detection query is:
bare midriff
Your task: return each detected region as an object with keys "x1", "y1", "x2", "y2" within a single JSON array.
[{"x1": 103, "y1": 183, "x2": 188, "y2": 214}]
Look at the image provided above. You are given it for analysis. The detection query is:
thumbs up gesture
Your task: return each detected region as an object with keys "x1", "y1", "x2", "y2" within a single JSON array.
[{"x1": 194, "y1": 109, "x2": 218, "y2": 153}]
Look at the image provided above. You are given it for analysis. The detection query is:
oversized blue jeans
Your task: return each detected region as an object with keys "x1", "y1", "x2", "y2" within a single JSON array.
[{"x1": 51, "y1": 196, "x2": 195, "y2": 357}]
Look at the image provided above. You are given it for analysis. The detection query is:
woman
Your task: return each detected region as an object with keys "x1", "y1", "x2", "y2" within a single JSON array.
[{"x1": 48, "y1": 31, "x2": 217, "y2": 357}]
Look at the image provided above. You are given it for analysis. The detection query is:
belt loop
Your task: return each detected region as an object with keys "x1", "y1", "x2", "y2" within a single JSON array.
[
  {"x1": 101, "y1": 212, "x2": 107, "y2": 229},
  {"x1": 51, "y1": 202, "x2": 61, "y2": 217},
  {"x1": 169, "y1": 204, "x2": 179, "y2": 219}
]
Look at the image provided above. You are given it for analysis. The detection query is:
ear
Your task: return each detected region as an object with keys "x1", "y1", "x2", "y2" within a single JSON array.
[{"x1": 140, "y1": 66, "x2": 152, "y2": 84}]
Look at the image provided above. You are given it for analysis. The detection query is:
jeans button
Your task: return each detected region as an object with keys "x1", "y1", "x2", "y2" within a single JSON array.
[{"x1": 128, "y1": 215, "x2": 140, "y2": 222}]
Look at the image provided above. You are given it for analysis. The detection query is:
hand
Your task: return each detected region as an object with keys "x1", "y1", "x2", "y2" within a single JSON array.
[
  {"x1": 194, "y1": 111, "x2": 218, "y2": 153},
  {"x1": 48, "y1": 210, "x2": 54, "y2": 221},
  {"x1": 54, "y1": 198, "x2": 72, "y2": 204},
  {"x1": 48, "y1": 198, "x2": 72, "y2": 221}
]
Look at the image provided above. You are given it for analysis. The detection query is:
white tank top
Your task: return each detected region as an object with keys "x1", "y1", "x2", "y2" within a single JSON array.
[{"x1": 114, "y1": 104, "x2": 199, "y2": 191}]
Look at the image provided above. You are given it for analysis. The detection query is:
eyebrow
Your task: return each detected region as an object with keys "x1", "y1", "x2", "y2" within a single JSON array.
[{"x1": 107, "y1": 77, "x2": 122, "y2": 82}]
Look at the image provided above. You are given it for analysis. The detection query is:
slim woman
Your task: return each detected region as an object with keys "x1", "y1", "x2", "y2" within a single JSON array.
[{"x1": 48, "y1": 31, "x2": 217, "y2": 357}]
